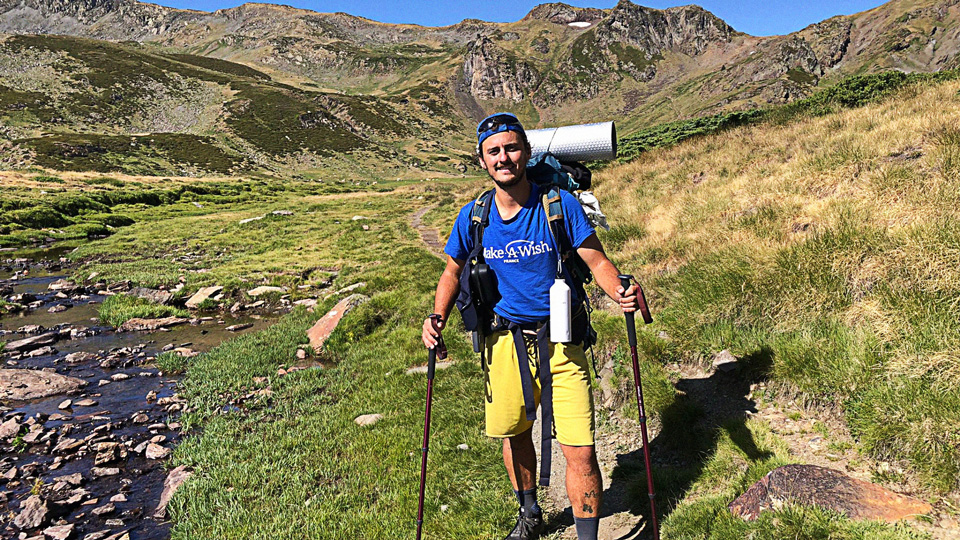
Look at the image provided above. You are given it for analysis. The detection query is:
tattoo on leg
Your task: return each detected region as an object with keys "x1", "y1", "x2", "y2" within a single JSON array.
[{"x1": 582, "y1": 503, "x2": 594, "y2": 513}]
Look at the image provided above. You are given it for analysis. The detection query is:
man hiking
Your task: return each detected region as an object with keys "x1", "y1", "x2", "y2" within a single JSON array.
[{"x1": 421, "y1": 112, "x2": 640, "y2": 540}]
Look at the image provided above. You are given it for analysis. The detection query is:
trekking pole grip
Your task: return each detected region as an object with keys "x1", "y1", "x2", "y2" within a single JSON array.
[{"x1": 619, "y1": 275, "x2": 638, "y2": 348}]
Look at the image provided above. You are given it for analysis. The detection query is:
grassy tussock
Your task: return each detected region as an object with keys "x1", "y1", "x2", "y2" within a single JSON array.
[
  {"x1": 595, "y1": 78, "x2": 960, "y2": 495},
  {"x1": 98, "y1": 294, "x2": 188, "y2": 328}
]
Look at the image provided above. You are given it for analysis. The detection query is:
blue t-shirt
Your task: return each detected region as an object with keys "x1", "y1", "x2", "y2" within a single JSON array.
[{"x1": 445, "y1": 183, "x2": 595, "y2": 324}]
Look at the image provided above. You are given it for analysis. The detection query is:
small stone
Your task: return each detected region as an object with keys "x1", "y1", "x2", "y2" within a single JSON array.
[
  {"x1": 145, "y1": 443, "x2": 171, "y2": 460},
  {"x1": 58, "y1": 400, "x2": 72, "y2": 410},
  {"x1": 104, "y1": 519, "x2": 124, "y2": 527},
  {"x1": 74, "y1": 399, "x2": 98, "y2": 407},
  {"x1": 42, "y1": 523, "x2": 74, "y2": 540},
  {"x1": 110, "y1": 373, "x2": 130, "y2": 382},
  {"x1": 91, "y1": 503, "x2": 115, "y2": 516},
  {"x1": 82, "y1": 532, "x2": 109, "y2": 540},
  {"x1": 91, "y1": 467, "x2": 120, "y2": 477},
  {"x1": 109, "y1": 494, "x2": 127, "y2": 503},
  {"x1": 132, "y1": 413, "x2": 149, "y2": 424},
  {"x1": 296, "y1": 349, "x2": 307, "y2": 360},
  {"x1": 712, "y1": 349, "x2": 739, "y2": 372},
  {"x1": 53, "y1": 473, "x2": 82, "y2": 486},
  {"x1": 147, "y1": 423, "x2": 166, "y2": 430},
  {"x1": 457, "y1": 444, "x2": 470, "y2": 451},
  {"x1": 354, "y1": 413, "x2": 383, "y2": 427},
  {"x1": 145, "y1": 391, "x2": 157, "y2": 402},
  {"x1": 98, "y1": 380, "x2": 111, "y2": 387},
  {"x1": 225, "y1": 323, "x2": 253, "y2": 332},
  {"x1": 440, "y1": 504, "x2": 449, "y2": 512}
]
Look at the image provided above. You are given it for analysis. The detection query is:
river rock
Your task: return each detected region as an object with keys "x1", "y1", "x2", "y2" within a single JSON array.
[
  {"x1": 154, "y1": 465, "x2": 192, "y2": 519},
  {"x1": 118, "y1": 317, "x2": 188, "y2": 332},
  {"x1": 48, "y1": 304, "x2": 71, "y2": 313},
  {"x1": 185, "y1": 286, "x2": 223, "y2": 308},
  {"x1": 247, "y1": 286, "x2": 285, "y2": 297},
  {"x1": 13, "y1": 494, "x2": 48, "y2": 529},
  {"x1": 4, "y1": 332, "x2": 59, "y2": 353},
  {"x1": 17, "y1": 325, "x2": 45, "y2": 335},
  {"x1": 95, "y1": 442, "x2": 127, "y2": 465},
  {"x1": 64, "y1": 352, "x2": 96, "y2": 364},
  {"x1": 48, "y1": 279, "x2": 76, "y2": 292},
  {"x1": 74, "y1": 399, "x2": 98, "y2": 407},
  {"x1": 729, "y1": 464, "x2": 933, "y2": 522},
  {"x1": 0, "y1": 369, "x2": 87, "y2": 401},
  {"x1": 43, "y1": 523, "x2": 74, "y2": 540},
  {"x1": 91, "y1": 467, "x2": 120, "y2": 478},
  {"x1": 128, "y1": 287, "x2": 173, "y2": 305},
  {"x1": 54, "y1": 473, "x2": 83, "y2": 486},
  {"x1": 25, "y1": 346, "x2": 58, "y2": 357},
  {"x1": 0, "y1": 416, "x2": 21, "y2": 439},
  {"x1": 91, "y1": 503, "x2": 115, "y2": 516},
  {"x1": 307, "y1": 294, "x2": 370, "y2": 353},
  {"x1": 145, "y1": 443, "x2": 171, "y2": 460},
  {"x1": 225, "y1": 323, "x2": 253, "y2": 332}
]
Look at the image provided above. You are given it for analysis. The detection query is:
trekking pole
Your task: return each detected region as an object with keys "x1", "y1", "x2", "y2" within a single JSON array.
[
  {"x1": 618, "y1": 275, "x2": 660, "y2": 540},
  {"x1": 416, "y1": 315, "x2": 446, "y2": 540}
]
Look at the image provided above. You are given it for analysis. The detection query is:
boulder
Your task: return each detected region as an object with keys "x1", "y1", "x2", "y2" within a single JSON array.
[
  {"x1": 13, "y1": 494, "x2": 48, "y2": 530},
  {"x1": 25, "y1": 346, "x2": 57, "y2": 357},
  {"x1": 4, "y1": 332, "x2": 59, "y2": 353},
  {"x1": 0, "y1": 369, "x2": 87, "y2": 401},
  {"x1": 48, "y1": 279, "x2": 76, "y2": 292},
  {"x1": 307, "y1": 294, "x2": 369, "y2": 353},
  {"x1": 729, "y1": 464, "x2": 933, "y2": 522},
  {"x1": 184, "y1": 286, "x2": 223, "y2": 309},
  {"x1": 153, "y1": 465, "x2": 192, "y2": 519},
  {"x1": 118, "y1": 317, "x2": 188, "y2": 332}
]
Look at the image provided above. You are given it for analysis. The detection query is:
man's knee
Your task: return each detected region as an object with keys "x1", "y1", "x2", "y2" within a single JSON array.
[{"x1": 561, "y1": 444, "x2": 599, "y2": 474}]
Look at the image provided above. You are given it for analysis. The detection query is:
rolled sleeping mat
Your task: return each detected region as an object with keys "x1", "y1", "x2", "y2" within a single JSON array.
[{"x1": 526, "y1": 121, "x2": 617, "y2": 162}]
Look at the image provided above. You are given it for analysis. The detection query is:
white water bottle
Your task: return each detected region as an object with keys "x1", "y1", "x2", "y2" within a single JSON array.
[{"x1": 550, "y1": 278, "x2": 572, "y2": 343}]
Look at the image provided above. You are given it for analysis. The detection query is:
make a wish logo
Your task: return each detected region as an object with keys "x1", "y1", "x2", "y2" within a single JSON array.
[{"x1": 484, "y1": 240, "x2": 553, "y2": 263}]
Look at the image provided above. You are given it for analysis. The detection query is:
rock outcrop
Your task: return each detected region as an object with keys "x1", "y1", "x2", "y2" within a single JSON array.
[
  {"x1": 729, "y1": 464, "x2": 933, "y2": 522},
  {"x1": 461, "y1": 37, "x2": 541, "y2": 102}
]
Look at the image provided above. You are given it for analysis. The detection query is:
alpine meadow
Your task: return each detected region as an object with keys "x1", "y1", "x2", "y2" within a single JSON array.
[{"x1": 1, "y1": 1, "x2": 959, "y2": 539}]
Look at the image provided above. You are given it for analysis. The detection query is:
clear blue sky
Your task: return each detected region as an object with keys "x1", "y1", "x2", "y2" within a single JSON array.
[{"x1": 150, "y1": 0, "x2": 889, "y2": 37}]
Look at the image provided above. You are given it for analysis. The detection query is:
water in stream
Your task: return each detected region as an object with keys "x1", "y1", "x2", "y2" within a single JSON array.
[{"x1": 0, "y1": 247, "x2": 279, "y2": 539}]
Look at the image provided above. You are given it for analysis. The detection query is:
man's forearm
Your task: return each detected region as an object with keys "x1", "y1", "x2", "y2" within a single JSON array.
[
  {"x1": 433, "y1": 266, "x2": 461, "y2": 322},
  {"x1": 590, "y1": 257, "x2": 624, "y2": 302}
]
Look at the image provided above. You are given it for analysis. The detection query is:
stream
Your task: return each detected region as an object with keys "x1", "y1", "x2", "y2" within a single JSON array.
[{"x1": 0, "y1": 246, "x2": 279, "y2": 540}]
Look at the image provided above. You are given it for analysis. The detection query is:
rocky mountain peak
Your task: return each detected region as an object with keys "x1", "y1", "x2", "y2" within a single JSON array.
[{"x1": 522, "y1": 3, "x2": 608, "y2": 25}]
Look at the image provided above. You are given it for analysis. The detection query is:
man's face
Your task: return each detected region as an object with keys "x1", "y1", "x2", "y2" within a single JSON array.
[{"x1": 478, "y1": 130, "x2": 531, "y2": 189}]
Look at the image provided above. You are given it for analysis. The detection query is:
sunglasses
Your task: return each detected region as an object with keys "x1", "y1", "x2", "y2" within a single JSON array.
[{"x1": 476, "y1": 113, "x2": 524, "y2": 137}]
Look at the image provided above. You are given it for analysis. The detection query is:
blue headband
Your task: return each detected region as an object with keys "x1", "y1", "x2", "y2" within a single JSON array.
[{"x1": 477, "y1": 112, "x2": 525, "y2": 150}]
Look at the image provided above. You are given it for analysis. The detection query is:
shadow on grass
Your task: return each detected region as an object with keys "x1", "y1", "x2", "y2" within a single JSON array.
[{"x1": 600, "y1": 346, "x2": 776, "y2": 539}]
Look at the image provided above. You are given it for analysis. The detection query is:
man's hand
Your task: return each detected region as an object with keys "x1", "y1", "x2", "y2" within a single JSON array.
[
  {"x1": 617, "y1": 283, "x2": 638, "y2": 313},
  {"x1": 422, "y1": 315, "x2": 444, "y2": 349}
]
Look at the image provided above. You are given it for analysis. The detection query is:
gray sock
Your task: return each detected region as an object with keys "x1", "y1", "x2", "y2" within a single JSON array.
[
  {"x1": 574, "y1": 516, "x2": 599, "y2": 540},
  {"x1": 514, "y1": 488, "x2": 540, "y2": 514}
]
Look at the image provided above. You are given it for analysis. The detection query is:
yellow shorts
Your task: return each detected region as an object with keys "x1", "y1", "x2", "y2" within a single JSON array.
[{"x1": 482, "y1": 330, "x2": 595, "y2": 446}]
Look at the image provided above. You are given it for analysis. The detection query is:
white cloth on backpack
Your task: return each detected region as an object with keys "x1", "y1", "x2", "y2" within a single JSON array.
[{"x1": 576, "y1": 191, "x2": 610, "y2": 231}]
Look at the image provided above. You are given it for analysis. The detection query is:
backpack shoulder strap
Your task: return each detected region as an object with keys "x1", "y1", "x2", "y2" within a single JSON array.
[
  {"x1": 469, "y1": 189, "x2": 495, "y2": 256},
  {"x1": 541, "y1": 186, "x2": 593, "y2": 287}
]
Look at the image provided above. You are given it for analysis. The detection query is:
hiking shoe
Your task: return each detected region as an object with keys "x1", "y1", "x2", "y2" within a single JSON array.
[{"x1": 504, "y1": 506, "x2": 543, "y2": 540}]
